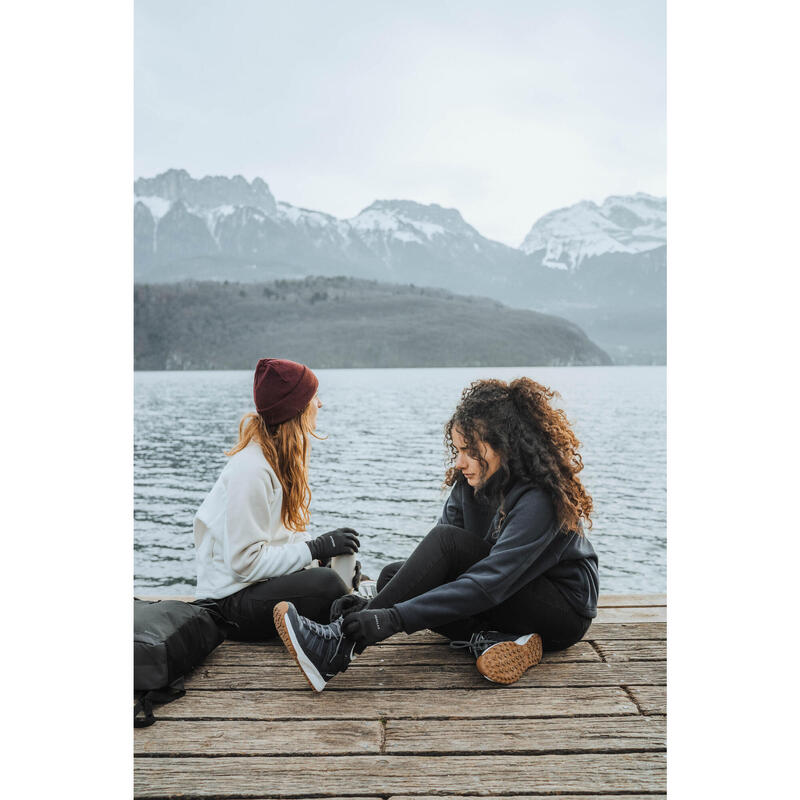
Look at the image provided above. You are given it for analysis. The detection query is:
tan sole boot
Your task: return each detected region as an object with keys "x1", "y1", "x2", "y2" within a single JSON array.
[
  {"x1": 475, "y1": 633, "x2": 543, "y2": 684},
  {"x1": 272, "y1": 601, "x2": 325, "y2": 692}
]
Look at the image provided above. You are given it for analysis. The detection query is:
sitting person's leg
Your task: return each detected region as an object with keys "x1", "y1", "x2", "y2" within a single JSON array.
[
  {"x1": 368, "y1": 524, "x2": 490, "y2": 610},
  {"x1": 218, "y1": 567, "x2": 349, "y2": 641},
  {"x1": 448, "y1": 574, "x2": 593, "y2": 685},
  {"x1": 336, "y1": 524, "x2": 490, "y2": 651},
  {"x1": 330, "y1": 527, "x2": 488, "y2": 625},
  {"x1": 274, "y1": 524, "x2": 491, "y2": 689},
  {"x1": 374, "y1": 556, "x2": 487, "y2": 641},
  {"x1": 369, "y1": 541, "x2": 588, "y2": 643},
  {"x1": 484, "y1": 573, "x2": 592, "y2": 651},
  {"x1": 376, "y1": 560, "x2": 404, "y2": 592}
]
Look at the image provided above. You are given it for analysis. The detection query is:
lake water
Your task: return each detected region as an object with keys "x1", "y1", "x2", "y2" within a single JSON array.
[{"x1": 134, "y1": 366, "x2": 665, "y2": 595}]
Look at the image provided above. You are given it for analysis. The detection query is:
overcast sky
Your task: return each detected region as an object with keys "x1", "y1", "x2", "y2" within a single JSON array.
[{"x1": 135, "y1": 0, "x2": 665, "y2": 246}]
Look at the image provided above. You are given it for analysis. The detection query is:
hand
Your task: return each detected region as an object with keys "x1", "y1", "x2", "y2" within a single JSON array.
[
  {"x1": 307, "y1": 527, "x2": 360, "y2": 562},
  {"x1": 329, "y1": 592, "x2": 369, "y2": 622},
  {"x1": 342, "y1": 607, "x2": 403, "y2": 652},
  {"x1": 352, "y1": 560, "x2": 362, "y2": 590}
]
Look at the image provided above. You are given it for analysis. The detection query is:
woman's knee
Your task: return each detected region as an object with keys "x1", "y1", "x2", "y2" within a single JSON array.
[
  {"x1": 423, "y1": 523, "x2": 491, "y2": 574},
  {"x1": 426, "y1": 523, "x2": 478, "y2": 554},
  {"x1": 377, "y1": 560, "x2": 405, "y2": 592},
  {"x1": 426, "y1": 523, "x2": 458, "y2": 545},
  {"x1": 311, "y1": 566, "x2": 349, "y2": 599}
]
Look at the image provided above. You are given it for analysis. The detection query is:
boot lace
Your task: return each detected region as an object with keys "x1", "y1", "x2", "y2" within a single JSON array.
[
  {"x1": 449, "y1": 631, "x2": 502, "y2": 659},
  {"x1": 305, "y1": 618, "x2": 342, "y2": 641}
]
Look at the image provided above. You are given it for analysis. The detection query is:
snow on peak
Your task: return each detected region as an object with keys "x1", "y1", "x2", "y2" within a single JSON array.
[
  {"x1": 134, "y1": 169, "x2": 277, "y2": 214},
  {"x1": 520, "y1": 194, "x2": 666, "y2": 269},
  {"x1": 277, "y1": 202, "x2": 338, "y2": 228},
  {"x1": 349, "y1": 200, "x2": 476, "y2": 243},
  {"x1": 135, "y1": 195, "x2": 172, "y2": 221},
  {"x1": 276, "y1": 202, "x2": 355, "y2": 241}
]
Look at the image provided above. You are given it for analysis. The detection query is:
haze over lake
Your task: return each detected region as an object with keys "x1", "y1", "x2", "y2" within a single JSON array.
[{"x1": 134, "y1": 366, "x2": 665, "y2": 595}]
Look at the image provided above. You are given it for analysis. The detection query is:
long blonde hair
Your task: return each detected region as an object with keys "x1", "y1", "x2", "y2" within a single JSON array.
[{"x1": 226, "y1": 401, "x2": 322, "y2": 532}]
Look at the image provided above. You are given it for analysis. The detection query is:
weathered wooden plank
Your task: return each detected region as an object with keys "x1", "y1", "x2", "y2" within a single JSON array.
[
  {"x1": 594, "y1": 606, "x2": 666, "y2": 623},
  {"x1": 156, "y1": 795, "x2": 666, "y2": 800},
  {"x1": 136, "y1": 717, "x2": 665, "y2": 758},
  {"x1": 389, "y1": 629, "x2": 447, "y2": 643},
  {"x1": 388, "y1": 796, "x2": 666, "y2": 800},
  {"x1": 133, "y1": 753, "x2": 666, "y2": 797},
  {"x1": 132, "y1": 796, "x2": 666, "y2": 800},
  {"x1": 384, "y1": 716, "x2": 665, "y2": 754},
  {"x1": 135, "y1": 719, "x2": 381, "y2": 756},
  {"x1": 594, "y1": 639, "x2": 666, "y2": 661},
  {"x1": 583, "y1": 622, "x2": 666, "y2": 640},
  {"x1": 627, "y1": 685, "x2": 667, "y2": 715},
  {"x1": 205, "y1": 640, "x2": 599, "y2": 667},
  {"x1": 190, "y1": 625, "x2": 664, "y2": 673},
  {"x1": 149, "y1": 686, "x2": 639, "y2": 720},
  {"x1": 184, "y1": 660, "x2": 665, "y2": 691},
  {"x1": 597, "y1": 594, "x2": 665, "y2": 606},
  {"x1": 354, "y1": 621, "x2": 665, "y2": 644}
]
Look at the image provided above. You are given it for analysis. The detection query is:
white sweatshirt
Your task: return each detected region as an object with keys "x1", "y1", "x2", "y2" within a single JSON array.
[{"x1": 193, "y1": 441, "x2": 314, "y2": 599}]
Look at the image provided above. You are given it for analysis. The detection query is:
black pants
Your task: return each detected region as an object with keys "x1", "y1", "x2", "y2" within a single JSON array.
[
  {"x1": 371, "y1": 524, "x2": 592, "y2": 651},
  {"x1": 212, "y1": 567, "x2": 349, "y2": 641}
]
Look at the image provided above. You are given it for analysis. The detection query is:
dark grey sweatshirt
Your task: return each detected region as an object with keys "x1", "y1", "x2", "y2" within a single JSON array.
[{"x1": 394, "y1": 476, "x2": 599, "y2": 634}]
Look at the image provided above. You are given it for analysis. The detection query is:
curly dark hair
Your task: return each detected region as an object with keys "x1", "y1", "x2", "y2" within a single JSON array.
[{"x1": 444, "y1": 377, "x2": 593, "y2": 533}]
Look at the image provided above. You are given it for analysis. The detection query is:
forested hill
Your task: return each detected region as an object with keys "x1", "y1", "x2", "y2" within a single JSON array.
[{"x1": 134, "y1": 277, "x2": 612, "y2": 370}]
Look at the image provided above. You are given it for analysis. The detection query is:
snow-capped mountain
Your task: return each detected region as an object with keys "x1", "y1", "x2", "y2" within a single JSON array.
[
  {"x1": 135, "y1": 170, "x2": 665, "y2": 279},
  {"x1": 133, "y1": 170, "x2": 667, "y2": 363},
  {"x1": 344, "y1": 199, "x2": 524, "y2": 286},
  {"x1": 350, "y1": 199, "x2": 476, "y2": 244},
  {"x1": 135, "y1": 169, "x2": 277, "y2": 214},
  {"x1": 134, "y1": 172, "x2": 526, "y2": 286},
  {"x1": 134, "y1": 170, "x2": 377, "y2": 279},
  {"x1": 520, "y1": 193, "x2": 666, "y2": 270}
]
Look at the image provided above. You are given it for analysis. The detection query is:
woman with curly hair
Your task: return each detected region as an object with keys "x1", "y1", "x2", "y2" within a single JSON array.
[
  {"x1": 193, "y1": 358, "x2": 361, "y2": 640},
  {"x1": 273, "y1": 377, "x2": 599, "y2": 691}
]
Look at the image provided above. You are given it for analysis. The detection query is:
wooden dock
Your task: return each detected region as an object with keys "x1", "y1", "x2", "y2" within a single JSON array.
[{"x1": 135, "y1": 593, "x2": 666, "y2": 799}]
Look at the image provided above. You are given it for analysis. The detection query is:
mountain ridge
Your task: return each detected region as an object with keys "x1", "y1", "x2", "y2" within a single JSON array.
[
  {"x1": 135, "y1": 168, "x2": 665, "y2": 262},
  {"x1": 134, "y1": 169, "x2": 666, "y2": 364},
  {"x1": 520, "y1": 192, "x2": 666, "y2": 269}
]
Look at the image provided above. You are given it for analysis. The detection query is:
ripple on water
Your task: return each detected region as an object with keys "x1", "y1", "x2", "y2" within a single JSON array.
[{"x1": 135, "y1": 366, "x2": 665, "y2": 594}]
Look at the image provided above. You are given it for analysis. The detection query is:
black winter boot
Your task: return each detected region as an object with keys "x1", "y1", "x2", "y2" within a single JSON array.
[
  {"x1": 273, "y1": 601, "x2": 357, "y2": 692},
  {"x1": 450, "y1": 630, "x2": 543, "y2": 685}
]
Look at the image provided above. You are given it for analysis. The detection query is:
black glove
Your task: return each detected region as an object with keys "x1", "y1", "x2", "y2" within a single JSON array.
[
  {"x1": 342, "y1": 607, "x2": 403, "y2": 652},
  {"x1": 329, "y1": 592, "x2": 369, "y2": 622},
  {"x1": 352, "y1": 560, "x2": 362, "y2": 590},
  {"x1": 307, "y1": 528, "x2": 360, "y2": 562}
]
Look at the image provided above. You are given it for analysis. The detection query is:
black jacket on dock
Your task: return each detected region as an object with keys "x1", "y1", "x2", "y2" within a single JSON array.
[{"x1": 394, "y1": 475, "x2": 599, "y2": 633}]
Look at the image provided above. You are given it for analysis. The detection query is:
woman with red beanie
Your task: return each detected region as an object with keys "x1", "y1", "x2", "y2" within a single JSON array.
[{"x1": 193, "y1": 358, "x2": 360, "y2": 640}]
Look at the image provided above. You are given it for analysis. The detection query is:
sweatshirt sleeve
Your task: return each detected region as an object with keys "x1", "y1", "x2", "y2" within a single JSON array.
[
  {"x1": 395, "y1": 489, "x2": 559, "y2": 633},
  {"x1": 438, "y1": 484, "x2": 465, "y2": 527},
  {"x1": 223, "y1": 459, "x2": 312, "y2": 582}
]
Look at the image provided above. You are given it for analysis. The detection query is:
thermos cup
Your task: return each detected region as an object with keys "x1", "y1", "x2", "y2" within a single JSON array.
[{"x1": 329, "y1": 553, "x2": 357, "y2": 591}]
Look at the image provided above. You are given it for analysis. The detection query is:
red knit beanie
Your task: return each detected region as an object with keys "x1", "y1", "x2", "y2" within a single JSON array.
[{"x1": 253, "y1": 358, "x2": 319, "y2": 425}]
